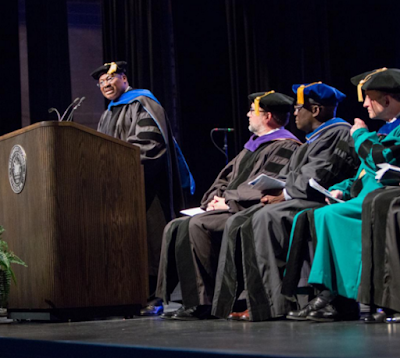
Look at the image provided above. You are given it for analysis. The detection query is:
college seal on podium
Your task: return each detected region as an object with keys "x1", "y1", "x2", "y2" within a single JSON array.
[{"x1": 9, "y1": 145, "x2": 27, "y2": 194}]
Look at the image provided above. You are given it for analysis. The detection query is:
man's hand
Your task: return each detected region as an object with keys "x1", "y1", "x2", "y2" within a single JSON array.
[
  {"x1": 260, "y1": 190, "x2": 284, "y2": 205},
  {"x1": 325, "y1": 190, "x2": 343, "y2": 205},
  {"x1": 350, "y1": 118, "x2": 368, "y2": 136},
  {"x1": 206, "y1": 196, "x2": 229, "y2": 211}
]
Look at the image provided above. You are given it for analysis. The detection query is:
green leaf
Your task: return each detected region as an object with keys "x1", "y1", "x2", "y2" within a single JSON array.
[
  {"x1": 8, "y1": 254, "x2": 27, "y2": 267},
  {"x1": 0, "y1": 225, "x2": 27, "y2": 288},
  {"x1": 0, "y1": 269, "x2": 11, "y2": 306}
]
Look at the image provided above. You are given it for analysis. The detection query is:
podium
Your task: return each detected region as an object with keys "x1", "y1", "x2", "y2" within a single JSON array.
[{"x1": 0, "y1": 122, "x2": 148, "y2": 320}]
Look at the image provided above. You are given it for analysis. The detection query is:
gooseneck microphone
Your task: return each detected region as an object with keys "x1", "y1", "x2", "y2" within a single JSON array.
[
  {"x1": 48, "y1": 107, "x2": 61, "y2": 121},
  {"x1": 210, "y1": 127, "x2": 235, "y2": 164},
  {"x1": 60, "y1": 98, "x2": 80, "y2": 121},
  {"x1": 212, "y1": 128, "x2": 235, "y2": 132},
  {"x1": 75, "y1": 96, "x2": 86, "y2": 109},
  {"x1": 65, "y1": 97, "x2": 86, "y2": 122}
]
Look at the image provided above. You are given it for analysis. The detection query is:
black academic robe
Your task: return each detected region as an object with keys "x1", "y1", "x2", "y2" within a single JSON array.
[
  {"x1": 280, "y1": 206, "x2": 322, "y2": 298},
  {"x1": 212, "y1": 120, "x2": 360, "y2": 321},
  {"x1": 98, "y1": 89, "x2": 184, "y2": 277},
  {"x1": 358, "y1": 187, "x2": 400, "y2": 312},
  {"x1": 156, "y1": 137, "x2": 301, "y2": 306}
]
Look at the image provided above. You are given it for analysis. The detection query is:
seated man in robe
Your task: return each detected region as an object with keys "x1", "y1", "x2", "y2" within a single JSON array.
[
  {"x1": 91, "y1": 61, "x2": 193, "y2": 307},
  {"x1": 284, "y1": 68, "x2": 400, "y2": 322},
  {"x1": 359, "y1": 185, "x2": 400, "y2": 323},
  {"x1": 157, "y1": 91, "x2": 301, "y2": 320},
  {"x1": 212, "y1": 83, "x2": 359, "y2": 322}
]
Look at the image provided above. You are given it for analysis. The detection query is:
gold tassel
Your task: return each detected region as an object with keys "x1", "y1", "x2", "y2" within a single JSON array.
[
  {"x1": 297, "y1": 81, "x2": 322, "y2": 105},
  {"x1": 105, "y1": 62, "x2": 118, "y2": 75},
  {"x1": 357, "y1": 67, "x2": 387, "y2": 102},
  {"x1": 357, "y1": 81, "x2": 365, "y2": 102},
  {"x1": 297, "y1": 85, "x2": 305, "y2": 105},
  {"x1": 254, "y1": 90, "x2": 275, "y2": 115}
]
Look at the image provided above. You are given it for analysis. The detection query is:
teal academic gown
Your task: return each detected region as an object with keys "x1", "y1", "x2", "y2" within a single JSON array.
[{"x1": 308, "y1": 124, "x2": 400, "y2": 299}]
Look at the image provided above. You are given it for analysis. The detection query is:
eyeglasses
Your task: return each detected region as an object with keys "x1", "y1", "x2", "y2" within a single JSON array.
[
  {"x1": 248, "y1": 109, "x2": 266, "y2": 114},
  {"x1": 294, "y1": 103, "x2": 321, "y2": 112},
  {"x1": 97, "y1": 75, "x2": 119, "y2": 88}
]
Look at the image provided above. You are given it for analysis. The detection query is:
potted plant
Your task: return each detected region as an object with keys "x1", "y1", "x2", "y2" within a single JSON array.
[{"x1": 0, "y1": 225, "x2": 27, "y2": 310}]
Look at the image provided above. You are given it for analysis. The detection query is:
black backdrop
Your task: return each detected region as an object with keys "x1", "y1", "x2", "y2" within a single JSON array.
[
  {"x1": 101, "y1": 0, "x2": 400, "y2": 203},
  {"x1": 1, "y1": 1, "x2": 21, "y2": 134},
  {"x1": 4, "y1": 0, "x2": 400, "y2": 204}
]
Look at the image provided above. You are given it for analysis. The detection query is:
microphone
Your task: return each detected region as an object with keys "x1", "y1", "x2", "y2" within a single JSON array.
[
  {"x1": 210, "y1": 128, "x2": 234, "y2": 165},
  {"x1": 212, "y1": 128, "x2": 235, "y2": 132},
  {"x1": 60, "y1": 98, "x2": 80, "y2": 121},
  {"x1": 48, "y1": 107, "x2": 61, "y2": 121},
  {"x1": 66, "y1": 97, "x2": 85, "y2": 122},
  {"x1": 74, "y1": 96, "x2": 85, "y2": 109}
]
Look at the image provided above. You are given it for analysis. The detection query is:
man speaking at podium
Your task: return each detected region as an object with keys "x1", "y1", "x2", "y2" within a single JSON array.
[{"x1": 91, "y1": 61, "x2": 191, "y2": 305}]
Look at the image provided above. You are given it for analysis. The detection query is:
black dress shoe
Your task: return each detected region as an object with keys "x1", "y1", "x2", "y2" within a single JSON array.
[
  {"x1": 286, "y1": 296, "x2": 330, "y2": 321},
  {"x1": 307, "y1": 304, "x2": 360, "y2": 322},
  {"x1": 172, "y1": 305, "x2": 215, "y2": 321},
  {"x1": 307, "y1": 304, "x2": 338, "y2": 322},
  {"x1": 364, "y1": 311, "x2": 386, "y2": 324},
  {"x1": 159, "y1": 305, "x2": 184, "y2": 320}
]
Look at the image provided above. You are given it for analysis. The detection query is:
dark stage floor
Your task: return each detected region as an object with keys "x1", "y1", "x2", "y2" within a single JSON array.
[{"x1": 0, "y1": 315, "x2": 399, "y2": 358}]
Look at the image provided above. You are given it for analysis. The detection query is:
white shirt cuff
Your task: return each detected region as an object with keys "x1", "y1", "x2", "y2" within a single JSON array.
[{"x1": 283, "y1": 188, "x2": 292, "y2": 201}]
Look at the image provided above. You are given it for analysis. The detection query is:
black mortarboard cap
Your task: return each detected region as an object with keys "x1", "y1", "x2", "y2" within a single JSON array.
[
  {"x1": 292, "y1": 82, "x2": 346, "y2": 106},
  {"x1": 350, "y1": 68, "x2": 400, "y2": 102},
  {"x1": 248, "y1": 91, "x2": 294, "y2": 115},
  {"x1": 90, "y1": 61, "x2": 128, "y2": 80}
]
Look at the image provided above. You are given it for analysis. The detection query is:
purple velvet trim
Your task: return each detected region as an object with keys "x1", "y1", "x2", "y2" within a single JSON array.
[{"x1": 244, "y1": 129, "x2": 300, "y2": 152}]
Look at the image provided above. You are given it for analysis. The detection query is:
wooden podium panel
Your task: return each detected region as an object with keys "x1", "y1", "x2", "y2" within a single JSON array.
[{"x1": 0, "y1": 122, "x2": 148, "y2": 316}]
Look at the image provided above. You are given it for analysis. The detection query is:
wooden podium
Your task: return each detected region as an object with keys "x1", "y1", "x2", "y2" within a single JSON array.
[{"x1": 0, "y1": 122, "x2": 148, "y2": 320}]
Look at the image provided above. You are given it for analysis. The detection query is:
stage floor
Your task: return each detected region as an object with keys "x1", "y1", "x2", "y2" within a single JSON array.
[{"x1": 0, "y1": 314, "x2": 399, "y2": 358}]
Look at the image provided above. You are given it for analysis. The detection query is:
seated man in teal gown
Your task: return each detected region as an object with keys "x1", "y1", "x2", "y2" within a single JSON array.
[{"x1": 284, "y1": 68, "x2": 400, "y2": 322}]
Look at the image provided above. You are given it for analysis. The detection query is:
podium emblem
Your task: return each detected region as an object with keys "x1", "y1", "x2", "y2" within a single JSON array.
[{"x1": 9, "y1": 145, "x2": 27, "y2": 194}]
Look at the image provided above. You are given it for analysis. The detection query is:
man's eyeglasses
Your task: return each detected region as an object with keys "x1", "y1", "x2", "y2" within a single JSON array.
[
  {"x1": 97, "y1": 75, "x2": 119, "y2": 88},
  {"x1": 294, "y1": 104, "x2": 321, "y2": 112},
  {"x1": 248, "y1": 109, "x2": 266, "y2": 114}
]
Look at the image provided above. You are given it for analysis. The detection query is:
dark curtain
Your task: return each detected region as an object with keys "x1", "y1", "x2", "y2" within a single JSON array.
[
  {"x1": 100, "y1": 0, "x2": 400, "y2": 204},
  {"x1": 0, "y1": 1, "x2": 21, "y2": 135},
  {"x1": 224, "y1": 0, "x2": 400, "y2": 139},
  {"x1": 101, "y1": 0, "x2": 181, "y2": 137},
  {"x1": 25, "y1": 0, "x2": 72, "y2": 123}
]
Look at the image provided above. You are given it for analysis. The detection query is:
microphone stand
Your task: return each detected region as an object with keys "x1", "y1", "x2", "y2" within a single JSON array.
[
  {"x1": 223, "y1": 131, "x2": 228, "y2": 165},
  {"x1": 65, "y1": 97, "x2": 85, "y2": 122},
  {"x1": 60, "y1": 98, "x2": 80, "y2": 121},
  {"x1": 48, "y1": 108, "x2": 61, "y2": 121},
  {"x1": 210, "y1": 128, "x2": 234, "y2": 164}
]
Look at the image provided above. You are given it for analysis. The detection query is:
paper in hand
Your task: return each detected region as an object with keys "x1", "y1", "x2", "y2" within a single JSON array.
[
  {"x1": 248, "y1": 173, "x2": 286, "y2": 191},
  {"x1": 308, "y1": 178, "x2": 344, "y2": 203},
  {"x1": 180, "y1": 207, "x2": 205, "y2": 216},
  {"x1": 375, "y1": 163, "x2": 400, "y2": 183}
]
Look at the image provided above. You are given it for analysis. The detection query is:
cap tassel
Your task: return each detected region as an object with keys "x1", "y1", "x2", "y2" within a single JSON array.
[
  {"x1": 357, "y1": 81, "x2": 365, "y2": 102},
  {"x1": 297, "y1": 85, "x2": 305, "y2": 105},
  {"x1": 254, "y1": 90, "x2": 275, "y2": 115},
  {"x1": 357, "y1": 67, "x2": 388, "y2": 102},
  {"x1": 105, "y1": 62, "x2": 118, "y2": 75},
  {"x1": 297, "y1": 81, "x2": 322, "y2": 105}
]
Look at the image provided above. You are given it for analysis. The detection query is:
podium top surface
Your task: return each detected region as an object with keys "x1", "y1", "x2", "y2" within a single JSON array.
[{"x1": 0, "y1": 121, "x2": 138, "y2": 151}]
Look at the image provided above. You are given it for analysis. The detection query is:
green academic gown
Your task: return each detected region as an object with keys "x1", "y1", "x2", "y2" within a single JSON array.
[{"x1": 308, "y1": 124, "x2": 400, "y2": 299}]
